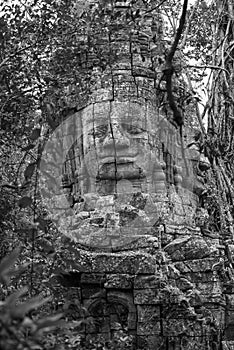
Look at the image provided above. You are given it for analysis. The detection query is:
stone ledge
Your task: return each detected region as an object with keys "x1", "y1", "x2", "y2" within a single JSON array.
[
  {"x1": 71, "y1": 251, "x2": 158, "y2": 274},
  {"x1": 175, "y1": 257, "x2": 220, "y2": 273}
]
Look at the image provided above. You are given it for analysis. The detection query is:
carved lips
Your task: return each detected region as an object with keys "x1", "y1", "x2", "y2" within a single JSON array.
[{"x1": 96, "y1": 157, "x2": 145, "y2": 180}]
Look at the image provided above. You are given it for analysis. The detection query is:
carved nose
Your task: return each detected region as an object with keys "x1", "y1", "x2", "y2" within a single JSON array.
[{"x1": 103, "y1": 123, "x2": 130, "y2": 150}]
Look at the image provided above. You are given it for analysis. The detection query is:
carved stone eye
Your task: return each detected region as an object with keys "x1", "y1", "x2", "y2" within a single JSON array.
[
  {"x1": 92, "y1": 125, "x2": 108, "y2": 138},
  {"x1": 122, "y1": 123, "x2": 144, "y2": 135}
]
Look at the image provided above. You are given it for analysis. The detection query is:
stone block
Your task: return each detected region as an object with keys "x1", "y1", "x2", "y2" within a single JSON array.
[
  {"x1": 79, "y1": 252, "x2": 157, "y2": 274},
  {"x1": 196, "y1": 280, "x2": 222, "y2": 295},
  {"x1": 163, "y1": 319, "x2": 203, "y2": 337},
  {"x1": 200, "y1": 294, "x2": 226, "y2": 305},
  {"x1": 167, "y1": 336, "x2": 207, "y2": 350},
  {"x1": 137, "y1": 335, "x2": 165, "y2": 350},
  {"x1": 104, "y1": 274, "x2": 133, "y2": 289},
  {"x1": 134, "y1": 274, "x2": 163, "y2": 289},
  {"x1": 175, "y1": 257, "x2": 218, "y2": 273},
  {"x1": 113, "y1": 235, "x2": 159, "y2": 252},
  {"x1": 164, "y1": 305, "x2": 197, "y2": 320},
  {"x1": 165, "y1": 236, "x2": 217, "y2": 261},
  {"x1": 184, "y1": 271, "x2": 214, "y2": 283},
  {"x1": 137, "y1": 305, "x2": 160, "y2": 322},
  {"x1": 165, "y1": 224, "x2": 200, "y2": 236},
  {"x1": 137, "y1": 321, "x2": 161, "y2": 335},
  {"x1": 134, "y1": 288, "x2": 161, "y2": 304},
  {"x1": 81, "y1": 273, "x2": 106, "y2": 286}
]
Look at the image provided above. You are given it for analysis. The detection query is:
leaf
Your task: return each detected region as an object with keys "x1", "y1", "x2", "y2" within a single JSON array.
[
  {"x1": 5, "y1": 287, "x2": 28, "y2": 306},
  {"x1": 22, "y1": 144, "x2": 35, "y2": 151},
  {"x1": 24, "y1": 163, "x2": 36, "y2": 180},
  {"x1": 37, "y1": 238, "x2": 54, "y2": 253},
  {"x1": 18, "y1": 196, "x2": 32, "y2": 208},
  {"x1": 10, "y1": 263, "x2": 31, "y2": 284},
  {"x1": 1, "y1": 183, "x2": 17, "y2": 190},
  {"x1": 9, "y1": 295, "x2": 52, "y2": 319},
  {"x1": 0, "y1": 246, "x2": 22, "y2": 284},
  {"x1": 33, "y1": 313, "x2": 64, "y2": 334},
  {"x1": 29, "y1": 128, "x2": 41, "y2": 141},
  {"x1": 35, "y1": 217, "x2": 48, "y2": 230}
]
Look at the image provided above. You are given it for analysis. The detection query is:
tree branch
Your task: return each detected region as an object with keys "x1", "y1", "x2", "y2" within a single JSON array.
[
  {"x1": 167, "y1": 0, "x2": 188, "y2": 63},
  {"x1": 164, "y1": 0, "x2": 188, "y2": 127},
  {"x1": 144, "y1": 0, "x2": 167, "y2": 14},
  {"x1": 187, "y1": 64, "x2": 230, "y2": 75}
]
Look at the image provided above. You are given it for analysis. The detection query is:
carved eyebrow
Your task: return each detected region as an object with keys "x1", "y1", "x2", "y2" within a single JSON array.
[{"x1": 85, "y1": 117, "x2": 108, "y2": 125}]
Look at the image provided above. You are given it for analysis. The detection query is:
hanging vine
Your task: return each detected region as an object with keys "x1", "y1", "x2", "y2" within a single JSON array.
[{"x1": 204, "y1": 0, "x2": 234, "y2": 247}]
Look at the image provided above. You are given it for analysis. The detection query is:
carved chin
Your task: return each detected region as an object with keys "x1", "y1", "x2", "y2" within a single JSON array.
[{"x1": 96, "y1": 163, "x2": 146, "y2": 180}]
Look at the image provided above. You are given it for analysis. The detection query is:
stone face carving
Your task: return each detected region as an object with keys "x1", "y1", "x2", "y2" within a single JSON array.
[
  {"x1": 62, "y1": 98, "x2": 201, "y2": 249},
  {"x1": 80, "y1": 101, "x2": 160, "y2": 194},
  {"x1": 40, "y1": 1, "x2": 229, "y2": 349}
]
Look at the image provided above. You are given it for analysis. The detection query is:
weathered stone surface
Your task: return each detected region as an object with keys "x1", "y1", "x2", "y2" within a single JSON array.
[
  {"x1": 196, "y1": 280, "x2": 222, "y2": 295},
  {"x1": 176, "y1": 277, "x2": 193, "y2": 291},
  {"x1": 137, "y1": 321, "x2": 161, "y2": 335},
  {"x1": 104, "y1": 274, "x2": 133, "y2": 289},
  {"x1": 134, "y1": 288, "x2": 161, "y2": 305},
  {"x1": 137, "y1": 335, "x2": 165, "y2": 350},
  {"x1": 162, "y1": 319, "x2": 203, "y2": 337},
  {"x1": 175, "y1": 257, "x2": 219, "y2": 273},
  {"x1": 167, "y1": 337, "x2": 208, "y2": 350},
  {"x1": 200, "y1": 294, "x2": 226, "y2": 305},
  {"x1": 47, "y1": 0, "x2": 230, "y2": 347},
  {"x1": 165, "y1": 236, "x2": 217, "y2": 261},
  {"x1": 137, "y1": 305, "x2": 160, "y2": 322},
  {"x1": 81, "y1": 273, "x2": 106, "y2": 286},
  {"x1": 74, "y1": 252, "x2": 157, "y2": 274},
  {"x1": 184, "y1": 271, "x2": 214, "y2": 283},
  {"x1": 134, "y1": 274, "x2": 165, "y2": 289},
  {"x1": 165, "y1": 224, "x2": 200, "y2": 235}
]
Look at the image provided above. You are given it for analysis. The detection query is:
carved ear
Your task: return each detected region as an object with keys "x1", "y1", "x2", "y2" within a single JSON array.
[
  {"x1": 194, "y1": 129, "x2": 202, "y2": 141},
  {"x1": 186, "y1": 142, "x2": 196, "y2": 148},
  {"x1": 62, "y1": 173, "x2": 72, "y2": 188}
]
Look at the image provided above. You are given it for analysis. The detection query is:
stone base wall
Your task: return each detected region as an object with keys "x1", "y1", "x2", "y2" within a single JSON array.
[{"x1": 52, "y1": 226, "x2": 234, "y2": 349}]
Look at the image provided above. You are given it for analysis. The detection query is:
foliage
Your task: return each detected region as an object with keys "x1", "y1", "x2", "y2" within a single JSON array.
[
  {"x1": 0, "y1": 248, "x2": 65, "y2": 350},
  {"x1": 0, "y1": 0, "x2": 234, "y2": 349}
]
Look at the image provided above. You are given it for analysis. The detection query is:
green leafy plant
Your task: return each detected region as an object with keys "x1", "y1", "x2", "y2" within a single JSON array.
[{"x1": 0, "y1": 247, "x2": 70, "y2": 350}]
